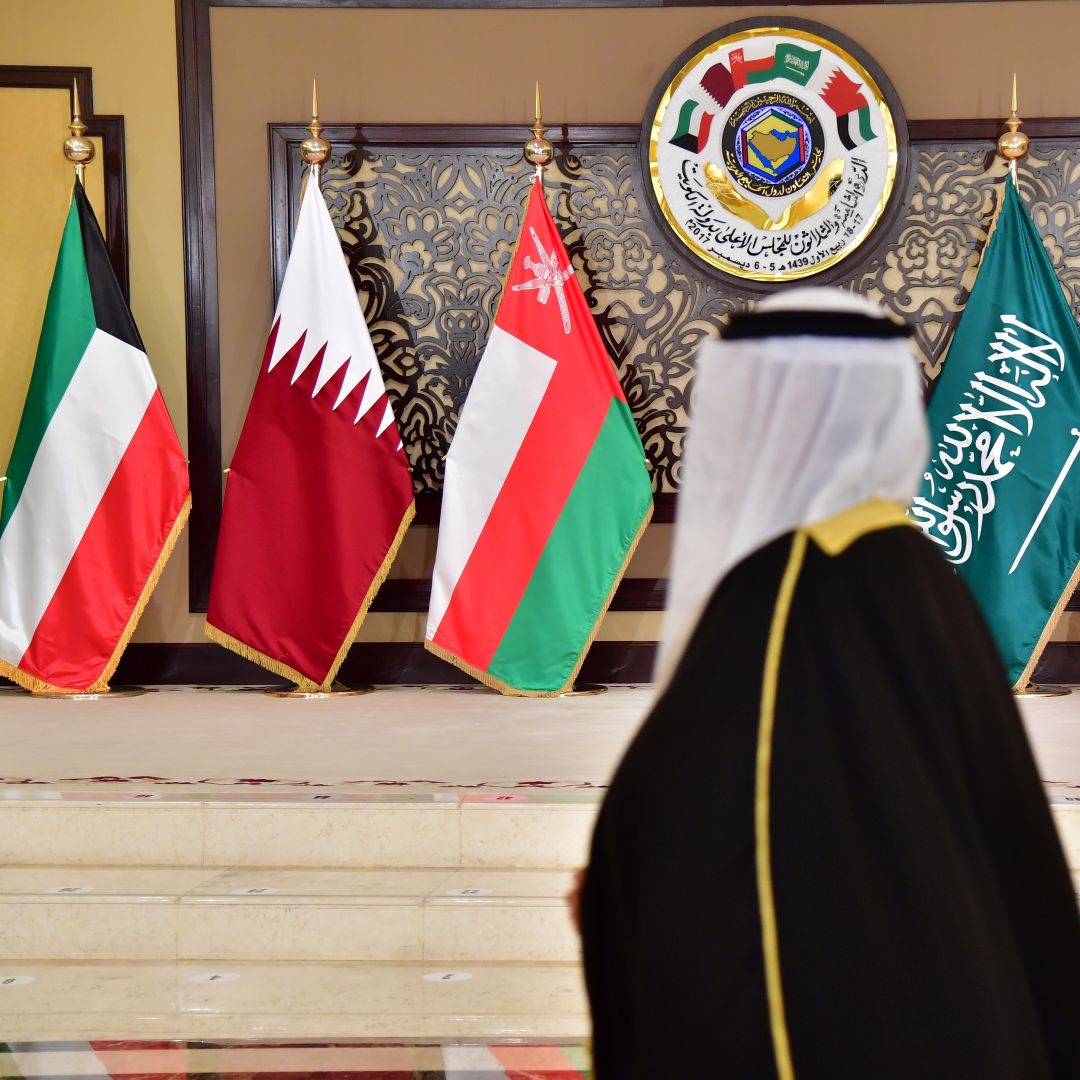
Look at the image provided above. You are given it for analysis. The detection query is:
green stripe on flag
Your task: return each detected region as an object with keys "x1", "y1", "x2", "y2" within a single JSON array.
[
  {"x1": 1, "y1": 194, "x2": 96, "y2": 531},
  {"x1": 857, "y1": 105, "x2": 876, "y2": 143},
  {"x1": 488, "y1": 399, "x2": 652, "y2": 693}
]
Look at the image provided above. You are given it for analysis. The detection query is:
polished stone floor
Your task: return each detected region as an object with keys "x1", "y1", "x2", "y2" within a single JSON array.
[
  {"x1": 0, "y1": 685, "x2": 645, "y2": 793},
  {"x1": 0, "y1": 1039, "x2": 592, "y2": 1078},
  {"x1": 0, "y1": 684, "x2": 1076, "y2": 1053},
  {"x1": 0, "y1": 683, "x2": 1077, "y2": 791}
]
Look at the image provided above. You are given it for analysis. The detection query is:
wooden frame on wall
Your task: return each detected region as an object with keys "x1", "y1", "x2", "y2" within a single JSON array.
[
  {"x1": 0, "y1": 65, "x2": 129, "y2": 296},
  {"x1": 175, "y1": 0, "x2": 1030, "y2": 615}
]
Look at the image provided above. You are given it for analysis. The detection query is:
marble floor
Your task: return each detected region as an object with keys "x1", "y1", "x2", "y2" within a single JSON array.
[
  {"x1": 0, "y1": 685, "x2": 644, "y2": 793},
  {"x1": 0, "y1": 1038, "x2": 592, "y2": 1078},
  {"x1": 0, "y1": 683, "x2": 1077, "y2": 791},
  {"x1": 0, "y1": 683, "x2": 1077, "y2": 1053}
]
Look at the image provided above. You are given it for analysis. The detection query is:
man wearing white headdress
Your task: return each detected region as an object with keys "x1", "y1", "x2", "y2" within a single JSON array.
[{"x1": 578, "y1": 289, "x2": 1080, "y2": 1079}]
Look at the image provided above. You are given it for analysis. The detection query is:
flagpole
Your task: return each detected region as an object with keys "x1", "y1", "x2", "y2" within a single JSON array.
[
  {"x1": 36, "y1": 84, "x2": 147, "y2": 701},
  {"x1": 263, "y1": 83, "x2": 373, "y2": 701},
  {"x1": 299, "y1": 78, "x2": 331, "y2": 203},
  {"x1": 524, "y1": 81, "x2": 554, "y2": 184},
  {"x1": 521, "y1": 85, "x2": 607, "y2": 699},
  {"x1": 63, "y1": 79, "x2": 95, "y2": 184},
  {"x1": 997, "y1": 73, "x2": 1030, "y2": 187},
  {"x1": 999, "y1": 79, "x2": 1068, "y2": 698}
]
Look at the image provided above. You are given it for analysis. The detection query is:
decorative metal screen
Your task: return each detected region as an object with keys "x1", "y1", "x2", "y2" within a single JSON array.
[{"x1": 270, "y1": 125, "x2": 1080, "y2": 497}]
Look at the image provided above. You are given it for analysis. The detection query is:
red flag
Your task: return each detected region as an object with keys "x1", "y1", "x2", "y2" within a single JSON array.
[
  {"x1": 206, "y1": 182, "x2": 415, "y2": 690},
  {"x1": 425, "y1": 179, "x2": 652, "y2": 694}
]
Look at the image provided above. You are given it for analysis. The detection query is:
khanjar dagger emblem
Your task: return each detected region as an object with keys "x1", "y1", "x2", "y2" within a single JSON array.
[{"x1": 512, "y1": 226, "x2": 575, "y2": 334}]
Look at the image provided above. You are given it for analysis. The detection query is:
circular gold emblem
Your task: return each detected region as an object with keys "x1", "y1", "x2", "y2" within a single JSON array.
[{"x1": 644, "y1": 20, "x2": 904, "y2": 283}]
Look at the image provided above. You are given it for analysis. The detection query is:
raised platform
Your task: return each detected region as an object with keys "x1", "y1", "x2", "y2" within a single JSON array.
[{"x1": 0, "y1": 685, "x2": 1077, "y2": 1042}]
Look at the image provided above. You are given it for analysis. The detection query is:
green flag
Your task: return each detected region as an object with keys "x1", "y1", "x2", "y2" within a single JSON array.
[
  {"x1": 745, "y1": 44, "x2": 821, "y2": 86},
  {"x1": 912, "y1": 179, "x2": 1080, "y2": 688}
]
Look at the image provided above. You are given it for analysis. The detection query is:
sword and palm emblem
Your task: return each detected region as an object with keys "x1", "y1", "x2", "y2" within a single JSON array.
[{"x1": 512, "y1": 226, "x2": 576, "y2": 334}]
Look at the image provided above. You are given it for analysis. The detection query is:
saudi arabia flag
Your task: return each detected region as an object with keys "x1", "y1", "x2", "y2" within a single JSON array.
[
  {"x1": 0, "y1": 182, "x2": 190, "y2": 694},
  {"x1": 426, "y1": 177, "x2": 653, "y2": 696},
  {"x1": 911, "y1": 179, "x2": 1080, "y2": 688}
]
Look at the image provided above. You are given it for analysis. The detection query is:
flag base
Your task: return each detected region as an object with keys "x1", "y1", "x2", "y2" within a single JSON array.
[
  {"x1": 561, "y1": 682, "x2": 608, "y2": 697},
  {"x1": 264, "y1": 683, "x2": 375, "y2": 699},
  {"x1": 1014, "y1": 682, "x2": 1072, "y2": 698},
  {"x1": 28, "y1": 686, "x2": 150, "y2": 700},
  {"x1": 446, "y1": 682, "x2": 608, "y2": 697}
]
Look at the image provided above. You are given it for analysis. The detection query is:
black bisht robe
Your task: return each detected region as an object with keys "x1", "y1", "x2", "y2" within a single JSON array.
[{"x1": 581, "y1": 515, "x2": 1080, "y2": 1079}]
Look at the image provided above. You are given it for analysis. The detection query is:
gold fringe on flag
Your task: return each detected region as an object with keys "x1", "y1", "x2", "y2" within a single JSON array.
[
  {"x1": 204, "y1": 500, "x2": 416, "y2": 692},
  {"x1": 1013, "y1": 555, "x2": 1080, "y2": 692},
  {"x1": 424, "y1": 502, "x2": 654, "y2": 697},
  {"x1": 0, "y1": 493, "x2": 192, "y2": 696}
]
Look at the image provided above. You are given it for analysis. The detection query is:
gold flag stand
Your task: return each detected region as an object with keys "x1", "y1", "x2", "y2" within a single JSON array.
[{"x1": 1000, "y1": 77, "x2": 1070, "y2": 698}]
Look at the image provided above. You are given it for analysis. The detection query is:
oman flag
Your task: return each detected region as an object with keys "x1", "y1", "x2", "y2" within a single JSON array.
[
  {"x1": 426, "y1": 178, "x2": 653, "y2": 695},
  {"x1": 0, "y1": 181, "x2": 190, "y2": 693},
  {"x1": 206, "y1": 180, "x2": 415, "y2": 691}
]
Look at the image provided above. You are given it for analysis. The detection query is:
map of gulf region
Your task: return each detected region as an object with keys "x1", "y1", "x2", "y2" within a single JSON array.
[{"x1": 742, "y1": 110, "x2": 807, "y2": 181}]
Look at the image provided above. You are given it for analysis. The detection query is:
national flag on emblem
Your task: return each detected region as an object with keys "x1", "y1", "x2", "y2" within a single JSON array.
[
  {"x1": 0, "y1": 182, "x2": 190, "y2": 693},
  {"x1": 911, "y1": 179, "x2": 1080, "y2": 688},
  {"x1": 669, "y1": 99, "x2": 714, "y2": 155},
  {"x1": 426, "y1": 178, "x2": 653, "y2": 696},
  {"x1": 821, "y1": 68, "x2": 878, "y2": 149},
  {"x1": 732, "y1": 43, "x2": 821, "y2": 89},
  {"x1": 702, "y1": 44, "x2": 820, "y2": 109},
  {"x1": 206, "y1": 180, "x2": 415, "y2": 691}
]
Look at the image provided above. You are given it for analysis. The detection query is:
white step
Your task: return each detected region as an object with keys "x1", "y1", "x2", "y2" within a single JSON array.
[
  {"x1": 0, "y1": 868, "x2": 580, "y2": 963},
  {"x1": 3, "y1": 791, "x2": 1076, "y2": 872},
  {"x1": 0, "y1": 959, "x2": 588, "y2": 1041},
  {"x1": 1051, "y1": 798, "x2": 1080, "y2": 869},
  {"x1": 0, "y1": 793, "x2": 600, "y2": 869}
]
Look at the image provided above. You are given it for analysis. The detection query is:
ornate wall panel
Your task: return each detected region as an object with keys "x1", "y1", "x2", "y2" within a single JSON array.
[{"x1": 269, "y1": 124, "x2": 1080, "y2": 499}]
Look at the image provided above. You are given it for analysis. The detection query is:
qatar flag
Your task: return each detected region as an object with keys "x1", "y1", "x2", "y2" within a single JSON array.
[{"x1": 206, "y1": 181, "x2": 415, "y2": 690}]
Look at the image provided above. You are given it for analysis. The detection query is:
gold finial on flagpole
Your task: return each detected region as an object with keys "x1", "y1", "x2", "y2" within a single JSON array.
[
  {"x1": 524, "y1": 80, "x2": 554, "y2": 180},
  {"x1": 998, "y1": 72, "x2": 1030, "y2": 185},
  {"x1": 300, "y1": 78, "x2": 331, "y2": 186},
  {"x1": 63, "y1": 79, "x2": 95, "y2": 184}
]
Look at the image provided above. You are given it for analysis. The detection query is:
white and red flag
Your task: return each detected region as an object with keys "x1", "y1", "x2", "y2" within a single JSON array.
[
  {"x1": 0, "y1": 182, "x2": 190, "y2": 693},
  {"x1": 206, "y1": 181, "x2": 415, "y2": 690},
  {"x1": 426, "y1": 178, "x2": 653, "y2": 695}
]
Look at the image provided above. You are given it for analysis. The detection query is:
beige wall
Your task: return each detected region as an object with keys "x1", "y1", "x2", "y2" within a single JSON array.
[
  {"x1": 213, "y1": 1, "x2": 1080, "y2": 473},
  {"x1": 6, "y1": 2, "x2": 1080, "y2": 646}
]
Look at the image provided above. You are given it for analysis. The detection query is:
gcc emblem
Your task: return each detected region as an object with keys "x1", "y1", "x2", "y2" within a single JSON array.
[{"x1": 643, "y1": 19, "x2": 906, "y2": 283}]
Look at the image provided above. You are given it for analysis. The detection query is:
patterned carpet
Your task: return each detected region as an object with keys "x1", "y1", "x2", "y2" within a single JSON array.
[{"x1": 0, "y1": 1041, "x2": 591, "y2": 1078}]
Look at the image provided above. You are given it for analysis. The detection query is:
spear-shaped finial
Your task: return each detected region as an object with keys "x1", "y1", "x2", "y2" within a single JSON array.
[
  {"x1": 998, "y1": 72, "x2": 1030, "y2": 184},
  {"x1": 300, "y1": 77, "x2": 331, "y2": 185},
  {"x1": 63, "y1": 78, "x2": 95, "y2": 183},
  {"x1": 524, "y1": 80, "x2": 554, "y2": 179}
]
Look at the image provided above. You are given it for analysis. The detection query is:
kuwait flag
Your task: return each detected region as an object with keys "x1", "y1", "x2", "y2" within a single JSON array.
[
  {"x1": 206, "y1": 180, "x2": 415, "y2": 691},
  {"x1": 426, "y1": 178, "x2": 653, "y2": 696},
  {"x1": 0, "y1": 182, "x2": 190, "y2": 693}
]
